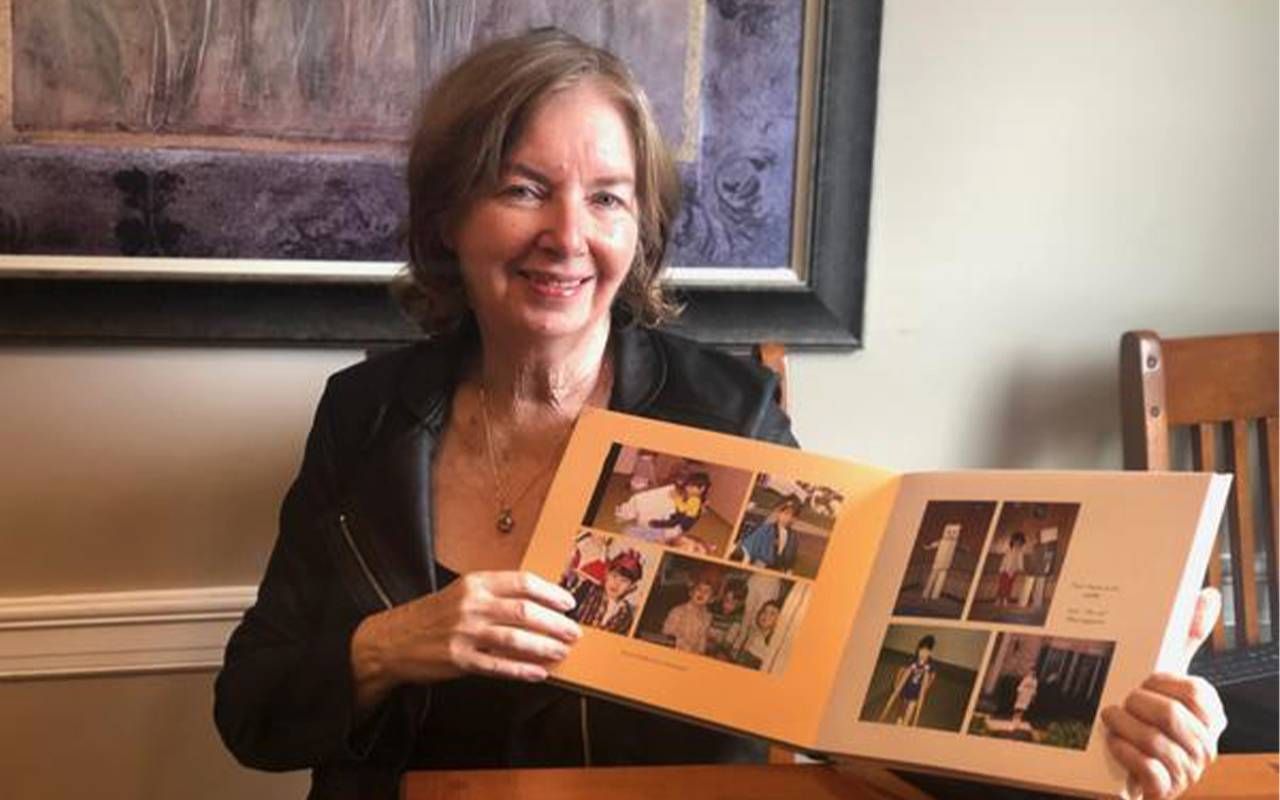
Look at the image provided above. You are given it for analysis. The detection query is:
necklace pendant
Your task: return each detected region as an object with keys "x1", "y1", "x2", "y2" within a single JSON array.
[{"x1": 496, "y1": 508, "x2": 515, "y2": 534}]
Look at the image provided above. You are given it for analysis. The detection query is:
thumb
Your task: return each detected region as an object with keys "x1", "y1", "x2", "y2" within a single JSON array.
[{"x1": 1183, "y1": 587, "x2": 1221, "y2": 670}]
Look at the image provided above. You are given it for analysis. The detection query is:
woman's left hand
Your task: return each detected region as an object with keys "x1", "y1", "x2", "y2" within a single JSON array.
[{"x1": 1102, "y1": 587, "x2": 1228, "y2": 799}]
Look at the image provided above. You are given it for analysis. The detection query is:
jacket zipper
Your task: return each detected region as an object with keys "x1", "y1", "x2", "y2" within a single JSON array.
[
  {"x1": 338, "y1": 512, "x2": 394, "y2": 611},
  {"x1": 580, "y1": 696, "x2": 592, "y2": 766}
]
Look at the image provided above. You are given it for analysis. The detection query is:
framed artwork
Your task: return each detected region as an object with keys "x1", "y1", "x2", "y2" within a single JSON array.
[{"x1": 0, "y1": 0, "x2": 881, "y2": 349}]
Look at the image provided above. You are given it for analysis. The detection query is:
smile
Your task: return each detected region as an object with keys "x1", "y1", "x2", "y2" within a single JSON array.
[{"x1": 517, "y1": 270, "x2": 593, "y2": 298}]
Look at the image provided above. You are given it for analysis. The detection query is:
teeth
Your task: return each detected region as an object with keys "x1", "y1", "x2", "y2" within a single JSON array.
[{"x1": 527, "y1": 273, "x2": 585, "y2": 287}]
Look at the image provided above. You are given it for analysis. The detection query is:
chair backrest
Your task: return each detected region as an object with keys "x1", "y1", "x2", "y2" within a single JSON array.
[
  {"x1": 1119, "y1": 329, "x2": 1279, "y2": 651},
  {"x1": 752, "y1": 342, "x2": 790, "y2": 413}
]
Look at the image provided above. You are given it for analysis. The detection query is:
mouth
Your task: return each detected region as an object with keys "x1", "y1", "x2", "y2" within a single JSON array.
[{"x1": 516, "y1": 269, "x2": 593, "y2": 298}]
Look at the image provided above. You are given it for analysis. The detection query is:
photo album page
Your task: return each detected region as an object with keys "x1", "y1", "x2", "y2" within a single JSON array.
[
  {"x1": 520, "y1": 409, "x2": 1230, "y2": 798},
  {"x1": 817, "y1": 469, "x2": 1229, "y2": 797}
]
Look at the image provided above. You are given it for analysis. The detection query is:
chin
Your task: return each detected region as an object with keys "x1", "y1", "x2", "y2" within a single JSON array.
[{"x1": 509, "y1": 306, "x2": 611, "y2": 341}]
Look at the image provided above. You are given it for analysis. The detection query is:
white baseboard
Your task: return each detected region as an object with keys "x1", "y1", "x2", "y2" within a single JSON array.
[{"x1": 0, "y1": 586, "x2": 257, "y2": 680}]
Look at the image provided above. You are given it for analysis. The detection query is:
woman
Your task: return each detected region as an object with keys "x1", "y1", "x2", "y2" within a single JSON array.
[
  {"x1": 732, "y1": 599, "x2": 784, "y2": 672},
  {"x1": 215, "y1": 29, "x2": 1224, "y2": 800}
]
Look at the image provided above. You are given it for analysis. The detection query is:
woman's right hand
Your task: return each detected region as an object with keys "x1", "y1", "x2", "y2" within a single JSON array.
[{"x1": 349, "y1": 571, "x2": 581, "y2": 712}]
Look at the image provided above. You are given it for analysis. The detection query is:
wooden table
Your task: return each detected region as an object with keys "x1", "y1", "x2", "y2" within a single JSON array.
[{"x1": 402, "y1": 755, "x2": 1279, "y2": 800}]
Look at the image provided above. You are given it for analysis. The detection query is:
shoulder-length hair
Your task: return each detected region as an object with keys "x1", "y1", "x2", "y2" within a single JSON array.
[{"x1": 394, "y1": 28, "x2": 682, "y2": 334}]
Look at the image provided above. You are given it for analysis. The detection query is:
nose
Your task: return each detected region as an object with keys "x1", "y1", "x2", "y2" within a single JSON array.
[{"x1": 538, "y1": 194, "x2": 588, "y2": 258}]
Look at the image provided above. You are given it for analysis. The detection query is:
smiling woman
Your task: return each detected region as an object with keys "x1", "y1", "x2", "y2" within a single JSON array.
[{"x1": 213, "y1": 28, "x2": 800, "y2": 799}]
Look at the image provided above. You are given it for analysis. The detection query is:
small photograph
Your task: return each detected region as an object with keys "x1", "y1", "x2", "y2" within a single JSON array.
[
  {"x1": 967, "y1": 502, "x2": 1080, "y2": 626},
  {"x1": 632, "y1": 552, "x2": 810, "y2": 674},
  {"x1": 857, "y1": 624, "x2": 990, "y2": 732},
  {"x1": 967, "y1": 633, "x2": 1116, "y2": 750},
  {"x1": 558, "y1": 531, "x2": 661, "y2": 637},
  {"x1": 891, "y1": 501, "x2": 997, "y2": 619},
  {"x1": 726, "y1": 473, "x2": 844, "y2": 579},
  {"x1": 581, "y1": 445, "x2": 755, "y2": 557}
]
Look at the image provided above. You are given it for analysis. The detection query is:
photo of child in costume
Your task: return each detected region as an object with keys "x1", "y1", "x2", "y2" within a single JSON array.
[
  {"x1": 633, "y1": 552, "x2": 810, "y2": 674},
  {"x1": 859, "y1": 624, "x2": 989, "y2": 733},
  {"x1": 968, "y1": 632, "x2": 1115, "y2": 750},
  {"x1": 558, "y1": 532, "x2": 659, "y2": 637},
  {"x1": 891, "y1": 501, "x2": 996, "y2": 620},
  {"x1": 968, "y1": 502, "x2": 1080, "y2": 626},
  {"x1": 728, "y1": 473, "x2": 842, "y2": 579},
  {"x1": 878, "y1": 634, "x2": 938, "y2": 725},
  {"x1": 581, "y1": 445, "x2": 755, "y2": 557}
]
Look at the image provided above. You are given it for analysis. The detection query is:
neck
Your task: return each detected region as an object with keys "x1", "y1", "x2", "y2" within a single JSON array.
[{"x1": 474, "y1": 319, "x2": 612, "y2": 425}]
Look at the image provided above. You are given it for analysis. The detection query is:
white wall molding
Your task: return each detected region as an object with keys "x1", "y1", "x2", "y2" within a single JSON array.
[{"x1": 0, "y1": 586, "x2": 256, "y2": 680}]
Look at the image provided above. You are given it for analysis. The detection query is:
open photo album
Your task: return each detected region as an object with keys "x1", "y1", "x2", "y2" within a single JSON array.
[{"x1": 520, "y1": 409, "x2": 1232, "y2": 798}]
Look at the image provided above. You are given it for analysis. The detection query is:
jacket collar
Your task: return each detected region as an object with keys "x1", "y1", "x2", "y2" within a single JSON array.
[{"x1": 395, "y1": 319, "x2": 666, "y2": 428}]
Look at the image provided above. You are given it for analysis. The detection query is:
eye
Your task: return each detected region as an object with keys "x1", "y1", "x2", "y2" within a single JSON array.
[
  {"x1": 591, "y1": 191, "x2": 630, "y2": 210},
  {"x1": 500, "y1": 182, "x2": 543, "y2": 202}
]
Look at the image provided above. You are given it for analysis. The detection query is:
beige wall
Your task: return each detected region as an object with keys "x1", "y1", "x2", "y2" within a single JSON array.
[
  {"x1": 1, "y1": 2, "x2": 1276, "y2": 798},
  {"x1": 791, "y1": 0, "x2": 1278, "y2": 471}
]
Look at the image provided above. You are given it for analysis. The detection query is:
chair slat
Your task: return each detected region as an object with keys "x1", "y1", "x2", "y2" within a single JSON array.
[
  {"x1": 1192, "y1": 423, "x2": 1228, "y2": 651},
  {"x1": 1258, "y1": 416, "x2": 1279, "y2": 642},
  {"x1": 1225, "y1": 420, "x2": 1262, "y2": 646}
]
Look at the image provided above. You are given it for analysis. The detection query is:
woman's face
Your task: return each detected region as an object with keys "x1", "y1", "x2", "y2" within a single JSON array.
[
  {"x1": 757, "y1": 604, "x2": 780, "y2": 631},
  {"x1": 450, "y1": 80, "x2": 639, "y2": 344}
]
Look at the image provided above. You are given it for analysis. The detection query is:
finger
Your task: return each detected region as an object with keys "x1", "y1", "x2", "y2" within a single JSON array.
[
  {"x1": 1182, "y1": 588, "x2": 1221, "y2": 669},
  {"x1": 475, "y1": 624, "x2": 572, "y2": 665},
  {"x1": 1102, "y1": 705, "x2": 1195, "y2": 795},
  {"x1": 486, "y1": 597, "x2": 583, "y2": 643},
  {"x1": 1143, "y1": 673, "x2": 1226, "y2": 749},
  {"x1": 1123, "y1": 688, "x2": 1212, "y2": 777},
  {"x1": 454, "y1": 643, "x2": 550, "y2": 683},
  {"x1": 1107, "y1": 732, "x2": 1174, "y2": 800},
  {"x1": 475, "y1": 571, "x2": 576, "y2": 612}
]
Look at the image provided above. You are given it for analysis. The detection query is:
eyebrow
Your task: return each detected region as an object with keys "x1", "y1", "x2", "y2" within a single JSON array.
[{"x1": 507, "y1": 162, "x2": 635, "y2": 190}]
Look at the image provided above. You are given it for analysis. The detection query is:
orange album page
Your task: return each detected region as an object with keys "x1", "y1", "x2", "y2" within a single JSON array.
[{"x1": 520, "y1": 408, "x2": 899, "y2": 748}]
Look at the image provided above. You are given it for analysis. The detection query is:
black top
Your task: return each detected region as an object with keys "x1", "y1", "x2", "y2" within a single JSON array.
[{"x1": 213, "y1": 324, "x2": 796, "y2": 799}]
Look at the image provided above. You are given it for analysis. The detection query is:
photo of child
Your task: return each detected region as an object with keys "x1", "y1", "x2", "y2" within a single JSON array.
[
  {"x1": 890, "y1": 501, "x2": 997, "y2": 619},
  {"x1": 968, "y1": 633, "x2": 1116, "y2": 750},
  {"x1": 967, "y1": 502, "x2": 1080, "y2": 626},
  {"x1": 581, "y1": 445, "x2": 755, "y2": 557},
  {"x1": 727, "y1": 473, "x2": 843, "y2": 579},
  {"x1": 632, "y1": 552, "x2": 810, "y2": 674},
  {"x1": 858, "y1": 624, "x2": 989, "y2": 732},
  {"x1": 558, "y1": 532, "x2": 660, "y2": 637}
]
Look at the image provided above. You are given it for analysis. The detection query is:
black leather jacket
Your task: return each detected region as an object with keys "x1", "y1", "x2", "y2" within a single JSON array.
[{"x1": 214, "y1": 322, "x2": 797, "y2": 799}]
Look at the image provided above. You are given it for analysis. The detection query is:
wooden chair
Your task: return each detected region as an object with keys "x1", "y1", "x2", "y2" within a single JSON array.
[
  {"x1": 1119, "y1": 330, "x2": 1278, "y2": 652},
  {"x1": 1120, "y1": 330, "x2": 1278, "y2": 753}
]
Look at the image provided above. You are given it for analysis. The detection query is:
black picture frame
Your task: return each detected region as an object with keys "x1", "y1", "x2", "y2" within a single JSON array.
[{"x1": 0, "y1": 1, "x2": 881, "y2": 350}]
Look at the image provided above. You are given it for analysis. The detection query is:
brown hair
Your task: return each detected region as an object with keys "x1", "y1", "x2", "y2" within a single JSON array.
[{"x1": 394, "y1": 28, "x2": 682, "y2": 334}]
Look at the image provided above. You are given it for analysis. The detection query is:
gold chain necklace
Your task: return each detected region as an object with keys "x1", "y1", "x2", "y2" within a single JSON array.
[
  {"x1": 477, "y1": 386, "x2": 573, "y2": 534},
  {"x1": 476, "y1": 357, "x2": 612, "y2": 534}
]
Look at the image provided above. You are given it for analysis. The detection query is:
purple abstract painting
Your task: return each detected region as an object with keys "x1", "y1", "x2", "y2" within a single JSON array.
[{"x1": 0, "y1": 0, "x2": 804, "y2": 269}]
